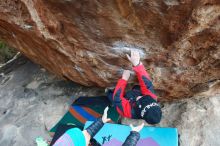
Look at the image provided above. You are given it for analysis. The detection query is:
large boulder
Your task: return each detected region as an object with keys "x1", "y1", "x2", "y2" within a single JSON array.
[
  {"x1": 0, "y1": 0, "x2": 219, "y2": 100},
  {"x1": 0, "y1": 59, "x2": 220, "y2": 146}
]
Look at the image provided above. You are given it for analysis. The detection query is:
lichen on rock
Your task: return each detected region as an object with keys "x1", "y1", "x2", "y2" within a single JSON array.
[{"x1": 0, "y1": 41, "x2": 17, "y2": 64}]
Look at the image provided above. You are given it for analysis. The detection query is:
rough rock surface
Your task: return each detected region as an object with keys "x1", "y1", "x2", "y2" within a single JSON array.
[
  {"x1": 0, "y1": 57, "x2": 105, "y2": 146},
  {"x1": 0, "y1": 0, "x2": 220, "y2": 100},
  {"x1": 0, "y1": 57, "x2": 220, "y2": 146}
]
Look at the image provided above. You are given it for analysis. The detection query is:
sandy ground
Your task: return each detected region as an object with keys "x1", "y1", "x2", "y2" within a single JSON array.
[{"x1": 0, "y1": 57, "x2": 220, "y2": 146}]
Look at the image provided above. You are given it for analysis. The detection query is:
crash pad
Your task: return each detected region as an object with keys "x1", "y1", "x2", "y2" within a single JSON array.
[
  {"x1": 84, "y1": 121, "x2": 178, "y2": 146},
  {"x1": 50, "y1": 96, "x2": 120, "y2": 132}
]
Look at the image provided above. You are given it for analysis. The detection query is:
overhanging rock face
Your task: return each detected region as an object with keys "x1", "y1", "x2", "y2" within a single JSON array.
[{"x1": 0, "y1": 0, "x2": 219, "y2": 100}]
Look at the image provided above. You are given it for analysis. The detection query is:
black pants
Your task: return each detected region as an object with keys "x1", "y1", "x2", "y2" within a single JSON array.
[{"x1": 106, "y1": 85, "x2": 142, "y2": 102}]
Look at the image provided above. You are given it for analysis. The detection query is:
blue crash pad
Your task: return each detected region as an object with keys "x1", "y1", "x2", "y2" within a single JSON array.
[{"x1": 84, "y1": 121, "x2": 178, "y2": 146}]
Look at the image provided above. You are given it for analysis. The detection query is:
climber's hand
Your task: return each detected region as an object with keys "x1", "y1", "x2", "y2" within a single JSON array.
[
  {"x1": 122, "y1": 70, "x2": 130, "y2": 81},
  {"x1": 130, "y1": 123, "x2": 144, "y2": 132},
  {"x1": 126, "y1": 50, "x2": 141, "y2": 66},
  {"x1": 102, "y1": 107, "x2": 111, "y2": 123}
]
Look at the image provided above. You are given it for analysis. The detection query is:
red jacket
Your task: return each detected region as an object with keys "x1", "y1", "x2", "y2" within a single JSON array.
[{"x1": 111, "y1": 64, "x2": 157, "y2": 118}]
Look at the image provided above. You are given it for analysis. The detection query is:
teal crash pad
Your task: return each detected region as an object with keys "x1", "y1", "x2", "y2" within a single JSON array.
[{"x1": 85, "y1": 121, "x2": 178, "y2": 146}]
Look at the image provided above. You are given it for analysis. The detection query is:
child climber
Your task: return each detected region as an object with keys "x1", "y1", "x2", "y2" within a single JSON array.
[{"x1": 107, "y1": 50, "x2": 162, "y2": 124}]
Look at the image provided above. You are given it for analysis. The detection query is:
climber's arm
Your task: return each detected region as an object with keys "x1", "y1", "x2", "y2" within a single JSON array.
[
  {"x1": 112, "y1": 79, "x2": 132, "y2": 118},
  {"x1": 122, "y1": 123, "x2": 144, "y2": 146},
  {"x1": 122, "y1": 131, "x2": 140, "y2": 146},
  {"x1": 126, "y1": 50, "x2": 157, "y2": 100},
  {"x1": 133, "y1": 63, "x2": 157, "y2": 100},
  {"x1": 109, "y1": 70, "x2": 132, "y2": 118},
  {"x1": 83, "y1": 107, "x2": 111, "y2": 145}
]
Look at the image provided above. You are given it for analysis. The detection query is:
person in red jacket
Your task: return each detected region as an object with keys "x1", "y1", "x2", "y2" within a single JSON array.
[{"x1": 107, "y1": 50, "x2": 162, "y2": 124}]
